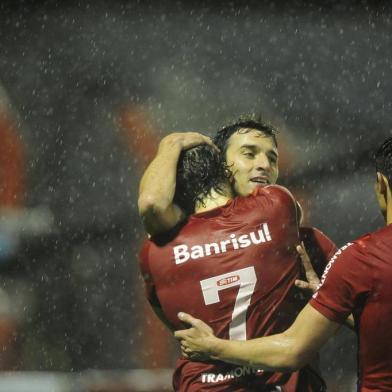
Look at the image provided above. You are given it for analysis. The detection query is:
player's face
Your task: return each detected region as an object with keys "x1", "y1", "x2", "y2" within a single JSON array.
[{"x1": 225, "y1": 129, "x2": 279, "y2": 197}]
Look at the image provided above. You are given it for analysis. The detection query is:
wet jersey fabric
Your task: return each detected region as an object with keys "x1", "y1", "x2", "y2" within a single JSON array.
[
  {"x1": 310, "y1": 224, "x2": 392, "y2": 391},
  {"x1": 299, "y1": 227, "x2": 337, "y2": 280},
  {"x1": 140, "y1": 186, "x2": 332, "y2": 391}
]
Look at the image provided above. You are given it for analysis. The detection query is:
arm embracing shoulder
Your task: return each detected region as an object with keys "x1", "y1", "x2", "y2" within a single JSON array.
[
  {"x1": 138, "y1": 132, "x2": 215, "y2": 235},
  {"x1": 138, "y1": 134, "x2": 185, "y2": 235},
  {"x1": 175, "y1": 306, "x2": 340, "y2": 371}
]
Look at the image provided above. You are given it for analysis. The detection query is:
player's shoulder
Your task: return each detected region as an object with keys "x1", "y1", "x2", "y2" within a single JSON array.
[
  {"x1": 326, "y1": 229, "x2": 376, "y2": 260},
  {"x1": 364, "y1": 224, "x2": 392, "y2": 244},
  {"x1": 243, "y1": 185, "x2": 298, "y2": 220},
  {"x1": 349, "y1": 226, "x2": 391, "y2": 255},
  {"x1": 250, "y1": 184, "x2": 296, "y2": 205},
  {"x1": 328, "y1": 238, "x2": 368, "y2": 268},
  {"x1": 352, "y1": 232, "x2": 372, "y2": 249}
]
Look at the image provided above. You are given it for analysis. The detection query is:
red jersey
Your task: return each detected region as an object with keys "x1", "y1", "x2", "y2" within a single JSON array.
[
  {"x1": 310, "y1": 224, "x2": 392, "y2": 391},
  {"x1": 140, "y1": 186, "x2": 334, "y2": 391},
  {"x1": 299, "y1": 227, "x2": 337, "y2": 280}
]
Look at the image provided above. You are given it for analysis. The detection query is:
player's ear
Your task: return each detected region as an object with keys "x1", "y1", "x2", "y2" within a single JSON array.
[
  {"x1": 376, "y1": 172, "x2": 387, "y2": 195},
  {"x1": 295, "y1": 200, "x2": 304, "y2": 225}
]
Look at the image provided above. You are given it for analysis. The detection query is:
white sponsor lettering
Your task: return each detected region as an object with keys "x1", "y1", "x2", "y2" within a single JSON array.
[
  {"x1": 201, "y1": 366, "x2": 263, "y2": 383},
  {"x1": 313, "y1": 242, "x2": 354, "y2": 298},
  {"x1": 173, "y1": 223, "x2": 272, "y2": 265},
  {"x1": 173, "y1": 245, "x2": 190, "y2": 264}
]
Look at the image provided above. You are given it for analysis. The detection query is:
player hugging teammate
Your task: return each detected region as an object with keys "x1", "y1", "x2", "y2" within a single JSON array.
[{"x1": 138, "y1": 118, "x2": 338, "y2": 391}]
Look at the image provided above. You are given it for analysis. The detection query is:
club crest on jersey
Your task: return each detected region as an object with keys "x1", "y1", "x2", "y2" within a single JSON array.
[{"x1": 173, "y1": 223, "x2": 272, "y2": 265}]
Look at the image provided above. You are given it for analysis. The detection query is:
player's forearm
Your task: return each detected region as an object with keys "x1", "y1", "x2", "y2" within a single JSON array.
[
  {"x1": 208, "y1": 305, "x2": 337, "y2": 371},
  {"x1": 210, "y1": 333, "x2": 308, "y2": 372},
  {"x1": 139, "y1": 140, "x2": 182, "y2": 214},
  {"x1": 138, "y1": 137, "x2": 185, "y2": 236}
]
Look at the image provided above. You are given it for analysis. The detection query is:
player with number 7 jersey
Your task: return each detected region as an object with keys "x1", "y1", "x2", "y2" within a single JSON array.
[{"x1": 139, "y1": 185, "x2": 334, "y2": 391}]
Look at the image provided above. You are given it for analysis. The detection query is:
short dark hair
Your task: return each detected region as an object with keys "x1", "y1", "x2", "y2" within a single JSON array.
[
  {"x1": 375, "y1": 136, "x2": 392, "y2": 186},
  {"x1": 214, "y1": 115, "x2": 278, "y2": 155},
  {"x1": 173, "y1": 144, "x2": 229, "y2": 215}
]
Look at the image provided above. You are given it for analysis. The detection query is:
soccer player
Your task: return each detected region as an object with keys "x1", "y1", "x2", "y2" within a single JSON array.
[
  {"x1": 138, "y1": 122, "x2": 337, "y2": 391},
  {"x1": 140, "y1": 143, "x2": 319, "y2": 391},
  {"x1": 175, "y1": 136, "x2": 392, "y2": 391},
  {"x1": 211, "y1": 118, "x2": 337, "y2": 285}
]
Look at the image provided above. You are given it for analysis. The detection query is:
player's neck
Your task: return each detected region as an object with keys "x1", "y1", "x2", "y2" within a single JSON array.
[
  {"x1": 387, "y1": 202, "x2": 392, "y2": 226},
  {"x1": 386, "y1": 187, "x2": 392, "y2": 225},
  {"x1": 195, "y1": 184, "x2": 233, "y2": 213}
]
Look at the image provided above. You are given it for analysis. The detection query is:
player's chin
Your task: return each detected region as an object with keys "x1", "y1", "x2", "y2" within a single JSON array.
[{"x1": 248, "y1": 181, "x2": 269, "y2": 192}]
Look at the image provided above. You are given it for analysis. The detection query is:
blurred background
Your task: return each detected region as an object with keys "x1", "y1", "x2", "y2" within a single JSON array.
[{"x1": 0, "y1": 0, "x2": 391, "y2": 390}]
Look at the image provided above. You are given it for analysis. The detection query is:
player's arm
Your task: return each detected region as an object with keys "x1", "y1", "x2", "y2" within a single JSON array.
[
  {"x1": 138, "y1": 132, "x2": 216, "y2": 236},
  {"x1": 295, "y1": 242, "x2": 355, "y2": 330},
  {"x1": 175, "y1": 304, "x2": 340, "y2": 372}
]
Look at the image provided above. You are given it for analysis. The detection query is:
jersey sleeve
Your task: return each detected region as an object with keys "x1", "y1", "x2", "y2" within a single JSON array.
[
  {"x1": 139, "y1": 241, "x2": 160, "y2": 307},
  {"x1": 309, "y1": 240, "x2": 372, "y2": 323},
  {"x1": 299, "y1": 227, "x2": 337, "y2": 278}
]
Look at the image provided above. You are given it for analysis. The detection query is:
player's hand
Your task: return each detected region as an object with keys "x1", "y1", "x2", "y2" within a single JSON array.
[
  {"x1": 159, "y1": 132, "x2": 219, "y2": 152},
  {"x1": 295, "y1": 242, "x2": 320, "y2": 293},
  {"x1": 174, "y1": 312, "x2": 218, "y2": 361}
]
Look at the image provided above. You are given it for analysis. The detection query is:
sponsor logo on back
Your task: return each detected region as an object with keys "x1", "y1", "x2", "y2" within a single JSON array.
[{"x1": 173, "y1": 223, "x2": 272, "y2": 264}]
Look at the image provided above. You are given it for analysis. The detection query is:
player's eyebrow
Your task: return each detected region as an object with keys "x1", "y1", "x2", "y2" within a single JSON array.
[{"x1": 239, "y1": 144, "x2": 258, "y2": 152}]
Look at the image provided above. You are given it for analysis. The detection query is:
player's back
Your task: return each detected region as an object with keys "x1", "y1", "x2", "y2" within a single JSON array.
[
  {"x1": 310, "y1": 223, "x2": 392, "y2": 392},
  {"x1": 140, "y1": 186, "x2": 323, "y2": 391},
  {"x1": 356, "y1": 224, "x2": 392, "y2": 391}
]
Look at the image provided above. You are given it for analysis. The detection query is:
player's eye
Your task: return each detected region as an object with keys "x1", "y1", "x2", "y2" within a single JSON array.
[
  {"x1": 269, "y1": 154, "x2": 278, "y2": 164},
  {"x1": 243, "y1": 151, "x2": 255, "y2": 158}
]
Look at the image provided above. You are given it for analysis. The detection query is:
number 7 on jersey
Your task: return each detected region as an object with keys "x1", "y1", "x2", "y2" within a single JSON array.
[{"x1": 200, "y1": 266, "x2": 257, "y2": 341}]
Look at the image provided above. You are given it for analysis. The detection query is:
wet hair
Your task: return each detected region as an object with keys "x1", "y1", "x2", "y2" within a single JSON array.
[
  {"x1": 214, "y1": 115, "x2": 278, "y2": 156},
  {"x1": 375, "y1": 136, "x2": 392, "y2": 186},
  {"x1": 173, "y1": 144, "x2": 229, "y2": 215}
]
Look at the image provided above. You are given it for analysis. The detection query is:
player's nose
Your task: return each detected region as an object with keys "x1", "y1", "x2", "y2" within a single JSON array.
[{"x1": 254, "y1": 153, "x2": 271, "y2": 171}]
